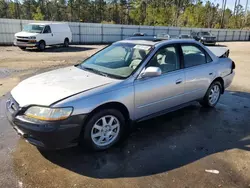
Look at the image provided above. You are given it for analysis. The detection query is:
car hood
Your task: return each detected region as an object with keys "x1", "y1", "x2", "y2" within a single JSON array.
[
  {"x1": 15, "y1": 31, "x2": 39, "y2": 37},
  {"x1": 11, "y1": 66, "x2": 117, "y2": 107}
]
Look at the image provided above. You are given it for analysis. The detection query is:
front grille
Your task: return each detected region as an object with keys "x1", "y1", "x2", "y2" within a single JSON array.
[
  {"x1": 17, "y1": 39, "x2": 29, "y2": 42},
  {"x1": 205, "y1": 37, "x2": 215, "y2": 41},
  {"x1": 16, "y1": 36, "x2": 29, "y2": 39}
]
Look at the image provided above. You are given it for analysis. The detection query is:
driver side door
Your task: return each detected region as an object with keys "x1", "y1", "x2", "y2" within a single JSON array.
[
  {"x1": 134, "y1": 45, "x2": 185, "y2": 120},
  {"x1": 42, "y1": 25, "x2": 54, "y2": 45}
]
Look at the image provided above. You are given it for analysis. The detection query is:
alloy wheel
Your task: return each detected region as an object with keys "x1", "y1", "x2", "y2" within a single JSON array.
[
  {"x1": 208, "y1": 84, "x2": 220, "y2": 105},
  {"x1": 91, "y1": 115, "x2": 120, "y2": 147}
]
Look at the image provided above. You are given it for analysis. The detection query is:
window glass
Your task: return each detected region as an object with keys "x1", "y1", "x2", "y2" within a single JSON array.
[
  {"x1": 79, "y1": 43, "x2": 152, "y2": 78},
  {"x1": 181, "y1": 45, "x2": 206, "y2": 68},
  {"x1": 206, "y1": 53, "x2": 213, "y2": 63},
  {"x1": 23, "y1": 24, "x2": 44, "y2": 33},
  {"x1": 146, "y1": 46, "x2": 180, "y2": 74},
  {"x1": 96, "y1": 46, "x2": 127, "y2": 63},
  {"x1": 43, "y1": 26, "x2": 51, "y2": 33}
]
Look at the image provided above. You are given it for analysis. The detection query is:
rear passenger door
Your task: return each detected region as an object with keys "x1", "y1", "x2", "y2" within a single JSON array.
[{"x1": 181, "y1": 44, "x2": 215, "y2": 102}]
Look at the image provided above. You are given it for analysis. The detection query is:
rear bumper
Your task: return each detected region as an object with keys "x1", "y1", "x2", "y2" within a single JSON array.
[
  {"x1": 6, "y1": 97, "x2": 87, "y2": 149},
  {"x1": 14, "y1": 39, "x2": 38, "y2": 47},
  {"x1": 223, "y1": 71, "x2": 235, "y2": 89}
]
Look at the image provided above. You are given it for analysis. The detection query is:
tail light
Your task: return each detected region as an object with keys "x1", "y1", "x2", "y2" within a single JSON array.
[{"x1": 231, "y1": 61, "x2": 235, "y2": 73}]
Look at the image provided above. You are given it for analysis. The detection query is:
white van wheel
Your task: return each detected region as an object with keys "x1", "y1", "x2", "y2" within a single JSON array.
[
  {"x1": 38, "y1": 41, "x2": 45, "y2": 51},
  {"x1": 63, "y1": 38, "x2": 69, "y2": 47}
]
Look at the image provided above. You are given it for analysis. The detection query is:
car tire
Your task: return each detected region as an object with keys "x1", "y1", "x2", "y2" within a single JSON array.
[
  {"x1": 38, "y1": 41, "x2": 45, "y2": 51},
  {"x1": 80, "y1": 109, "x2": 125, "y2": 151},
  {"x1": 63, "y1": 38, "x2": 69, "y2": 47},
  {"x1": 18, "y1": 46, "x2": 26, "y2": 50},
  {"x1": 200, "y1": 81, "x2": 222, "y2": 108}
]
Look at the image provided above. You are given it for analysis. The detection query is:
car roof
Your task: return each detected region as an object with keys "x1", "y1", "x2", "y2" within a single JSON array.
[
  {"x1": 115, "y1": 39, "x2": 160, "y2": 46},
  {"x1": 29, "y1": 23, "x2": 67, "y2": 25},
  {"x1": 116, "y1": 38, "x2": 198, "y2": 47},
  {"x1": 125, "y1": 36, "x2": 161, "y2": 42}
]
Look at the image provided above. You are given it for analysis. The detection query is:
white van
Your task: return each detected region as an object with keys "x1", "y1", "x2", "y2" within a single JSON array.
[{"x1": 14, "y1": 23, "x2": 72, "y2": 50}]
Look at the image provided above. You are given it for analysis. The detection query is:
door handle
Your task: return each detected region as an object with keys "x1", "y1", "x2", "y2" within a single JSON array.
[
  {"x1": 176, "y1": 79, "x2": 182, "y2": 84},
  {"x1": 51, "y1": 33, "x2": 53, "y2": 36},
  {"x1": 209, "y1": 72, "x2": 213, "y2": 75}
]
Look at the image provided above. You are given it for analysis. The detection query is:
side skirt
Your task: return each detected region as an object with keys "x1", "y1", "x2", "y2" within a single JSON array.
[{"x1": 135, "y1": 101, "x2": 198, "y2": 123}]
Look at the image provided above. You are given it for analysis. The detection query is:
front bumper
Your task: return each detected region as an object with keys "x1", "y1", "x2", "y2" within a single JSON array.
[
  {"x1": 6, "y1": 97, "x2": 87, "y2": 149},
  {"x1": 14, "y1": 39, "x2": 38, "y2": 47},
  {"x1": 201, "y1": 39, "x2": 216, "y2": 45}
]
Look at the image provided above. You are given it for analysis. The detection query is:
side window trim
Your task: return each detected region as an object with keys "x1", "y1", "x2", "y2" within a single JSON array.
[
  {"x1": 180, "y1": 43, "x2": 212, "y2": 68},
  {"x1": 142, "y1": 44, "x2": 182, "y2": 76}
]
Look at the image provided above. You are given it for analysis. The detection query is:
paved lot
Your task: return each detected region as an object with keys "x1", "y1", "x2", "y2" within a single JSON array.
[{"x1": 0, "y1": 43, "x2": 250, "y2": 188}]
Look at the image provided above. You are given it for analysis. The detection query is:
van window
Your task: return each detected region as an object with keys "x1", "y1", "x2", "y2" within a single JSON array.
[
  {"x1": 23, "y1": 24, "x2": 44, "y2": 33},
  {"x1": 43, "y1": 26, "x2": 51, "y2": 33}
]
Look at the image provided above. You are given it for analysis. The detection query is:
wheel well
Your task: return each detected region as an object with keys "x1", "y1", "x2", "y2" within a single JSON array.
[
  {"x1": 84, "y1": 102, "x2": 130, "y2": 124},
  {"x1": 212, "y1": 77, "x2": 224, "y2": 93},
  {"x1": 39, "y1": 40, "x2": 46, "y2": 45}
]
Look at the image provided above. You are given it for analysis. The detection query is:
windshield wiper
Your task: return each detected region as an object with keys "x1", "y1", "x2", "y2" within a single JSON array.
[
  {"x1": 81, "y1": 66, "x2": 124, "y2": 79},
  {"x1": 82, "y1": 67, "x2": 109, "y2": 77}
]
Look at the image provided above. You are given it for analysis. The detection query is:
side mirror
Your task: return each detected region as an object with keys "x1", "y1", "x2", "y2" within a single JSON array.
[{"x1": 140, "y1": 66, "x2": 162, "y2": 78}]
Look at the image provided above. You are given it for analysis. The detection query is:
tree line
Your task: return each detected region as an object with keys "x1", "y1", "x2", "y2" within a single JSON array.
[{"x1": 0, "y1": 0, "x2": 250, "y2": 29}]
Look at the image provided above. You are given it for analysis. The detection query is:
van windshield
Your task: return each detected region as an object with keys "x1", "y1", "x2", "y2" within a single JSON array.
[
  {"x1": 23, "y1": 24, "x2": 44, "y2": 33},
  {"x1": 78, "y1": 43, "x2": 152, "y2": 79}
]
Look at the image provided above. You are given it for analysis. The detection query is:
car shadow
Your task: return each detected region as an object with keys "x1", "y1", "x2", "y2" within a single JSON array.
[
  {"x1": 39, "y1": 91, "x2": 250, "y2": 179},
  {"x1": 25, "y1": 45, "x2": 96, "y2": 53}
]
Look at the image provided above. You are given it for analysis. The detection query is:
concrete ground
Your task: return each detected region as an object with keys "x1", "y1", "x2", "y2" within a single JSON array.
[{"x1": 0, "y1": 43, "x2": 250, "y2": 188}]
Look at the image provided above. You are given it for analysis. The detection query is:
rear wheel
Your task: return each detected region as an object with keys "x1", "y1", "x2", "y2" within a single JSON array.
[
  {"x1": 38, "y1": 41, "x2": 45, "y2": 51},
  {"x1": 200, "y1": 81, "x2": 222, "y2": 108},
  {"x1": 63, "y1": 38, "x2": 69, "y2": 47},
  {"x1": 80, "y1": 109, "x2": 125, "y2": 151}
]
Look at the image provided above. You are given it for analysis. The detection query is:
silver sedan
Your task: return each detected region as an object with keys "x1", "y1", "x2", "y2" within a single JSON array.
[{"x1": 6, "y1": 39, "x2": 235, "y2": 150}]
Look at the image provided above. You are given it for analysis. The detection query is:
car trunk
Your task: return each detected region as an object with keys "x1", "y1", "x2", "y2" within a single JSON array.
[{"x1": 207, "y1": 46, "x2": 230, "y2": 58}]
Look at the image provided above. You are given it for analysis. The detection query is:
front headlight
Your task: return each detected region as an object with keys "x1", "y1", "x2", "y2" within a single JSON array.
[
  {"x1": 24, "y1": 106, "x2": 73, "y2": 121},
  {"x1": 201, "y1": 37, "x2": 205, "y2": 40},
  {"x1": 29, "y1": 36, "x2": 36, "y2": 39}
]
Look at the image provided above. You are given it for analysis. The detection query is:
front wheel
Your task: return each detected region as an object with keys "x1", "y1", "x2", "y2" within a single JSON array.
[
  {"x1": 63, "y1": 38, "x2": 69, "y2": 47},
  {"x1": 80, "y1": 109, "x2": 125, "y2": 151},
  {"x1": 200, "y1": 81, "x2": 222, "y2": 108},
  {"x1": 199, "y1": 39, "x2": 204, "y2": 44},
  {"x1": 18, "y1": 46, "x2": 26, "y2": 50},
  {"x1": 38, "y1": 41, "x2": 45, "y2": 51}
]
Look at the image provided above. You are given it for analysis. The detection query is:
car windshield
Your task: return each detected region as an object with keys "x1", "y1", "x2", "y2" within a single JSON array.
[
  {"x1": 78, "y1": 43, "x2": 152, "y2": 79},
  {"x1": 200, "y1": 32, "x2": 211, "y2": 36},
  {"x1": 23, "y1": 24, "x2": 44, "y2": 33}
]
